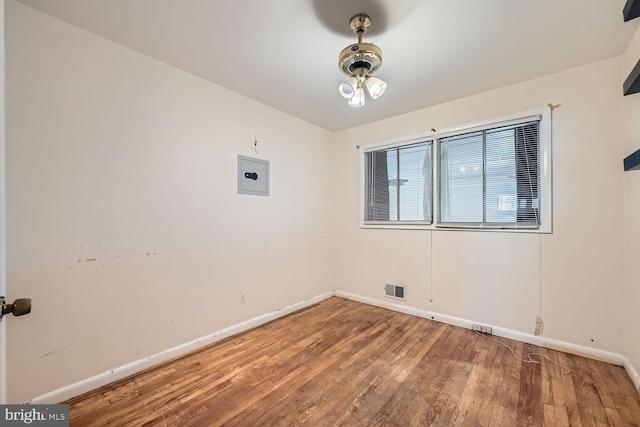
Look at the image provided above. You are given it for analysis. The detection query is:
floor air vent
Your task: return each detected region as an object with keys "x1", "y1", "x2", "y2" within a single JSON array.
[{"x1": 384, "y1": 284, "x2": 406, "y2": 300}]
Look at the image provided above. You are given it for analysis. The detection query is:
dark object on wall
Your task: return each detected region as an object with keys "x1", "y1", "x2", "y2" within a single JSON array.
[
  {"x1": 624, "y1": 0, "x2": 640, "y2": 21},
  {"x1": 624, "y1": 148, "x2": 640, "y2": 171},
  {"x1": 0, "y1": 297, "x2": 31, "y2": 321},
  {"x1": 624, "y1": 58, "x2": 640, "y2": 96}
]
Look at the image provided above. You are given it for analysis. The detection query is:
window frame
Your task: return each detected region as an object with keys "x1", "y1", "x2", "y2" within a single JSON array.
[
  {"x1": 359, "y1": 108, "x2": 552, "y2": 233},
  {"x1": 360, "y1": 136, "x2": 435, "y2": 229}
]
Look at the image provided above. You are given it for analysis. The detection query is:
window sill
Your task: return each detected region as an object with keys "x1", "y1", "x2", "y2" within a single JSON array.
[
  {"x1": 360, "y1": 223, "x2": 552, "y2": 233},
  {"x1": 361, "y1": 223, "x2": 432, "y2": 231}
]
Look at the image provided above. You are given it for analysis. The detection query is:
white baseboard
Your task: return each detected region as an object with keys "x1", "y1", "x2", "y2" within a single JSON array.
[
  {"x1": 334, "y1": 290, "x2": 542, "y2": 347},
  {"x1": 625, "y1": 358, "x2": 640, "y2": 393},
  {"x1": 541, "y1": 336, "x2": 625, "y2": 366},
  {"x1": 334, "y1": 291, "x2": 627, "y2": 366},
  {"x1": 29, "y1": 292, "x2": 334, "y2": 404}
]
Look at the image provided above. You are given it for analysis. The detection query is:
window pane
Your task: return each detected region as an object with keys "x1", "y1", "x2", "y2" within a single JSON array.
[
  {"x1": 398, "y1": 144, "x2": 432, "y2": 221},
  {"x1": 439, "y1": 132, "x2": 483, "y2": 223},
  {"x1": 437, "y1": 120, "x2": 540, "y2": 228},
  {"x1": 486, "y1": 127, "x2": 517, "y2": 223},
  {"x1": 364, "y1": 150, "x2": 391, "y2": 221},
  {"x1": 387, "y1": 149, "x2": 398, "y2": 221},
  {"x1": 364, "y1": 142, "x2": 432, "y2": 224},
  {"x1": 515, "y1": 123, "x2": 539, "y2": 224}
]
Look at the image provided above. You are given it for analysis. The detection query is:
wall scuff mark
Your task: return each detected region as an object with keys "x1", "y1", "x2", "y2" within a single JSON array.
[
  {"x1": 41, "y1": 348, "x2": 67, "y2": 359},
  {"x1": 76, "y1": 252, "x2": 158, "y2": 263}
]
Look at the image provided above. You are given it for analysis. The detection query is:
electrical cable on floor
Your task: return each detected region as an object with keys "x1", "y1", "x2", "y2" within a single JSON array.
[{"x1": 474, "y1": 330, "x2": 571, "y2": 375}]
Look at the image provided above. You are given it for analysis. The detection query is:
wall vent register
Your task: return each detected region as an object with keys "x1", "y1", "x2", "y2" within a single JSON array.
[{"x1": 384, "y1": 284, "x2": 406, "y2": 300}]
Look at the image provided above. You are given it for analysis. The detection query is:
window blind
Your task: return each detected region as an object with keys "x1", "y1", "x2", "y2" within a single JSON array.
[
  {"x1": 437, "y1": 120, "x2": 540, "y2": 228},
  {"x1": 364, "y1": 142, "x2": 433, "y2": 224}
]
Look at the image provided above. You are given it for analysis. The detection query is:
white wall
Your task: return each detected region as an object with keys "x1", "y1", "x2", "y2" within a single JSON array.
[
  {"x1": 623, "y1": 26, "x2": 640, "y2": 389},
  {"x1": 5, "y1": 1, "x2": 332, "y2": 403},
  {"x1": 332, "y1": 58, "x2": 625, "y2": 354}
]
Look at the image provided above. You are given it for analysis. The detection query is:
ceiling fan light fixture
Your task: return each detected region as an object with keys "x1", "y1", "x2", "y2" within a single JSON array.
[
  {"x1": 364, "y1": 76, "x2": 387, "y2": 100},
  {"x1": 348, "y1": 87, "x2": 366, "y2": 107},
  {"x1": 338, "y1": 76, "x2": 358, "y2": 99},
  {"x1": 337, "y1": 14, "x2": 386, "y2": 107}
]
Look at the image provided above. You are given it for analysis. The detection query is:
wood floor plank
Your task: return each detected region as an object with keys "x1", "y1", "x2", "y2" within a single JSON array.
[
  {"x1": 321, "y1": 319, "x2": 430, "y2": 424},
  {"x1": 449, "y1": 346, "x2": 489, "y2": 425},
  {"x1": 64, "y1": 297, "x2": 640, "y2": 426},
  {"x1": 574, "y1": 356, "x2": 609, "y2": 425},
  {"x1": 340, "y1": 322, "x2": 448, "y2": 426},
  {"x1": 408, "y1": 326, "x2": 469, "y2": 426},
  {"x1": 382, "y1": 325, "x2": 457, "y2": 425},
  {"x1": 488, "y1": 339, "x2": 522, "y2": 426},
  {"x1": 519, "y1": 343, "x2": 545, "y2": 425},
  {"x1": 586, "y1": 358, "x2": 616, "y2": 410},
  {"x1": 417, "y1": 328, "x2": 479, "y2": 425},
  {"x1": 559, "y1": 351, "x2": 585, "y2": 426}
]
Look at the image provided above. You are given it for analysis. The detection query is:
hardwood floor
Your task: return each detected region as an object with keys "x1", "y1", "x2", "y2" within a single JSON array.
[{"x1": 65, "y1": 297, "x2": 640, "y2": 426}]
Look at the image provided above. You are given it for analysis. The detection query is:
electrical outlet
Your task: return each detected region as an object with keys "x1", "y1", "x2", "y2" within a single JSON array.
[
  {"x1": 472, "y1": 323, "x2": 493, "y2": 334},
  {"x1": 240, "y1": 292, "x2": 246, "y2": 304},
  {"x1": 534, "y1": 316, "x2": 543, "y2": 336}
]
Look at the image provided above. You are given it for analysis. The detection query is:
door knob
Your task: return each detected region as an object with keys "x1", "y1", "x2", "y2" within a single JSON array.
[{"x1": 0, "y1": 297, "x2": 31, "y2": 321}]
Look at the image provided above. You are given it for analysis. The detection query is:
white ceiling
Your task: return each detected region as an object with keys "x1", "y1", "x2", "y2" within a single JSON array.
[{"x1": 15, "y1": 0, "x2": 640, "y2": 131}]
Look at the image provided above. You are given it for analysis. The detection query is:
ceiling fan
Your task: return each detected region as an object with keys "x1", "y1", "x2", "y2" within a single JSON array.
[{"x1": 338, "y1": 14, "x2": 387, "y2": 107}]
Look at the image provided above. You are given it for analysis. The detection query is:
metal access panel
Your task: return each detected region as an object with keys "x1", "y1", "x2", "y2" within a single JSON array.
[{"x1": 238, "y1": 155, "x2": 269, "y2": 196}]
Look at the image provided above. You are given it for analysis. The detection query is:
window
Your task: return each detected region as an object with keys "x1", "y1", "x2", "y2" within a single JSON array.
[
  {"x1": 364, "y1": 141, "x2": 433, "y2": 225},
  {"x1": 360, "y1": 109, "x2": 551, "y2": 232},
  {"x1": 438, "y1": 120, "x2": 541, "y2": 228}
]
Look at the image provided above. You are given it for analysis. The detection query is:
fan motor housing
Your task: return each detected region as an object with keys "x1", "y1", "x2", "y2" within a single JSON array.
[{"x1": 339, "y1": 42, "x2": 382, "y2": 75}]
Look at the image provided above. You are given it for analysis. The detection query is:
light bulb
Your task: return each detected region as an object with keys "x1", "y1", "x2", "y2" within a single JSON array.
[
  {"x1": 338, "y1": 76, "x2": 358, "y2": 99},
  {"x1": 348, "y1": 87, "x2": 366, "y2": 107},
  {"x1": 364, "y1": 76, "x2": 387, "y2": 100}
]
